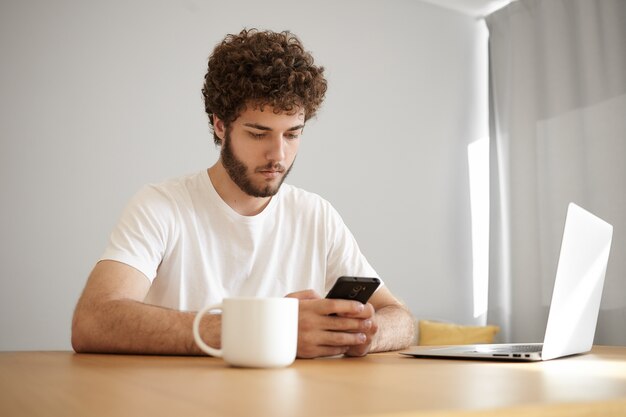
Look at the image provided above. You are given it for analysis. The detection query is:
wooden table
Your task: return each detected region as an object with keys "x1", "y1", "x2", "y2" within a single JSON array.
[{"x1": 1, "y1": 346, "x2": 625, "y2": 417}]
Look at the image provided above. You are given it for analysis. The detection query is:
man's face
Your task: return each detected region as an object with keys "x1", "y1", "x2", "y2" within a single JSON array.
[{"x1": 219, "y1": 106, "x2": 304, "y2": 198}]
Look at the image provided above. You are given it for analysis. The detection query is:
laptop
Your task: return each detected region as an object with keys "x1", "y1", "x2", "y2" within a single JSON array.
[{"x1": 401, "y1": 203, "x2": 613, "y2": 361}]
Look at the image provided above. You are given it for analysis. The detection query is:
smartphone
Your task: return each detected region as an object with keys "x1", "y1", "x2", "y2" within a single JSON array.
[{"x1": 325, "y1": 276, "x2": 381, "y2": 304}]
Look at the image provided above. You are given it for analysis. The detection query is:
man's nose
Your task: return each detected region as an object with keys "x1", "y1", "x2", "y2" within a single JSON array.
[{"x1": 266, "y1": 134, "x2": 286, "y2": 161}]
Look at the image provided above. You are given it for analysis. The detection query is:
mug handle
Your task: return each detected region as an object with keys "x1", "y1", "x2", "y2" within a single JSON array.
[{"x1": 193, "y1": 303, "x2": 222, "y2": 357}]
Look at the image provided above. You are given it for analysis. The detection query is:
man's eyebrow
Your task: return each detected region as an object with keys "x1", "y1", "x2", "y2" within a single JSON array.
[{"x1": 243, "y1": 123, "x2": 305, "y2": 131}]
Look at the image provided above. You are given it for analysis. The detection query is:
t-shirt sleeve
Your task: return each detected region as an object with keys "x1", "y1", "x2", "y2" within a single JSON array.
[
  {"x1": 100, "y1": 185, "x2": 173, "y2": 282},
  {"x1": 324, "y1": 203, "x2": 381, "y2": 293}
]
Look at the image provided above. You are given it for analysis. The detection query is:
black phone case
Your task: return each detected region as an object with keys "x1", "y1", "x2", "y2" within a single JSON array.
[{"x1": 325, "y1": 276, "x2": 381, "y2": 304}]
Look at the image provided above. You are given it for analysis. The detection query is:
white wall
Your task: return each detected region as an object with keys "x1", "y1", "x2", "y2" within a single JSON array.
[{"x1": 0, "y1": 0, "x2": 486, "y2": 350}]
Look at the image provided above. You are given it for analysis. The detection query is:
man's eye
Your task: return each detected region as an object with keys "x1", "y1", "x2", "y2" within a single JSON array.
[
  {"x1": 249, "y1": 132, "x2": 265, "y2": 139},
  {"x1": 285, "y1": 133, "x2": 300, "y2": 140}
]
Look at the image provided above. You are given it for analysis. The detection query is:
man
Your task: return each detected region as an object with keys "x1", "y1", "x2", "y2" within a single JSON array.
[{"x1": 72, "y1": 29, "x2": 415, "y2": 358}]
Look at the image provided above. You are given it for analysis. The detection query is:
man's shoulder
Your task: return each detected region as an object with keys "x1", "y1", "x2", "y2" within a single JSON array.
[
  {"x1": 130, "y1": 170, "x2": 207, "y2": 210},
  {"x1": 147, "y1": 170, "x2": 204, "y2": 190},
  {"x1": 141, "y1": 171, "x2": 205, "y2": 197},
  {"x1": 280, "y1": 183, "x2": 327, "y2": 203},
  {"x1": 278, "y1": 183, "x2": 337, "y2": 214}
]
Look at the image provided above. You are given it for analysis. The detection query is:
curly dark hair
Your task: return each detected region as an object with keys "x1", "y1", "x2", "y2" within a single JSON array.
[{"x1": 202, "y1": 28, "x2": 327, "y2": 145}]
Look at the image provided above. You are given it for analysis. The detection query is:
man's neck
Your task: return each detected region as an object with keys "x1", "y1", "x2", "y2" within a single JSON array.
[{"x1": 207, "y1": 163, "x2": 272, "y2": 216}]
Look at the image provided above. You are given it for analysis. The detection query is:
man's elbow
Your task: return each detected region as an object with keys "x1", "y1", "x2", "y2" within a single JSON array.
[{"x1": 71, "y1": 305, "x2": 97, "y2": 353}]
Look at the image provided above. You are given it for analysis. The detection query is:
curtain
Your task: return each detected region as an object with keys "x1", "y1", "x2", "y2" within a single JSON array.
[{"x1": 486, "y1": 0, "x2": 626, "y2": 344}]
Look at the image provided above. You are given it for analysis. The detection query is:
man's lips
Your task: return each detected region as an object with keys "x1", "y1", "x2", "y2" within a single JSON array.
[{"x1": 258, "y1": 169, "x2": 284, "y2": 179}]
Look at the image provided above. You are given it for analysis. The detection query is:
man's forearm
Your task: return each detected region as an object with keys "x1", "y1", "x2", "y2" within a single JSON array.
[
  {"x1": 71, "y1": 299, "x2": 220, "y2": 355},
  {"x1": 370, "y1": 304, "x2": 416, "y2": 353}
]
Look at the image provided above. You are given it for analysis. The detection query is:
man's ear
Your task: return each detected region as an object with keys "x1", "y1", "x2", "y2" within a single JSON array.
[{"x1": 212, "y1": 114, "x2": 226, "y2": 142}]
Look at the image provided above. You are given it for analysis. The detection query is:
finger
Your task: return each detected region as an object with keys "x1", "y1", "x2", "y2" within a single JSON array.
[
  {"x1": 299, "y1": 326, "x2": 367, "y2": 351},
  {"x1": 319, "y1": 331, "x2": 368, "y2": 347},
  {"x1": 343, "y1": 332, "x2": 375, "y2": 357},
  {"x1": 322, "y1": 316, "x2": 373, "y2": 332},
  {"x1": 286, "y1": 289, "x2": 322, "y2": 300},
  {"x1": 297, "y1": 345, "x2": 349, "y2": 359},
  {"x1": 337, "y1": 302, "x2": 375, "y2": 319},
  {"x1": 316, "y1": 298, "x2": 366, "y2": 316},
  {"x1": 345, "y1": 318, "x2": 379, "y2": 357},
  {"x1": 344, "y1": 344, "x2": 371, "y2": 357}
]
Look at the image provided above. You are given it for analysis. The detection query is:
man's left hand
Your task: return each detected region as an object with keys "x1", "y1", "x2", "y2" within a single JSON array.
[{"x1": 338, "y1": 302, "x2": 378, "y2": 357}]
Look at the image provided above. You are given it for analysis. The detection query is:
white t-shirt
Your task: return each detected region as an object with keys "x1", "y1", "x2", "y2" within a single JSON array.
[{"x1": 101, "y1": 170, "x2": 379, "y2": 311}]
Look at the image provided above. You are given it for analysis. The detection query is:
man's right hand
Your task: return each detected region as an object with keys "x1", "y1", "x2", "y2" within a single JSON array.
[{"x1": 285, "y1": 290, "x2": 376, "y2": 359}]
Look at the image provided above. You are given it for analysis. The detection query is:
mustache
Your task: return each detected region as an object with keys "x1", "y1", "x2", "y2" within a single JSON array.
[{"x1": 255, "y1": 163, "x2": 286, "y2": 173}]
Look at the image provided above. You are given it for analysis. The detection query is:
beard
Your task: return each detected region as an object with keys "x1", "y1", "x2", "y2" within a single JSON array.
[{"x1": 220, "y1": 129, "x2": 294, "y2": 198}]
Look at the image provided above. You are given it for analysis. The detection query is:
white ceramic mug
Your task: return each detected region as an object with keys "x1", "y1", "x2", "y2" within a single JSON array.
[{"x1": 193, "y1": 297, "x2": 299, "y2": 368}]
